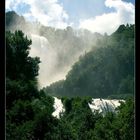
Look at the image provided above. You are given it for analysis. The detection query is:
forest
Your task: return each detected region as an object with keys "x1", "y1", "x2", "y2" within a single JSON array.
[
  {"x1": 44, "y1": 24, "x2": 134, "y2": 98},
  {"x1": 6, "y1": 11, "x2": 135, "y2": 140}
]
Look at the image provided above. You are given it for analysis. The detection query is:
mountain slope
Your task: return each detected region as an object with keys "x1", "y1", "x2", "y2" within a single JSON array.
[
  {"x1": 6, "y1": 11, "x2": 104, "y2": 87},
  {"x1": 44, "y1": 24, "x2": 135, "y2": 98}
]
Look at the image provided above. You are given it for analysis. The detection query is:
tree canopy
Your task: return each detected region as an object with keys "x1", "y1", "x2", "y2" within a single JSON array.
[
  {"x1": 6, "y1": 12, "x2": 135, "y2": 139},
  {"x1": 45, "y1": 24, "x2": 134, "y2": 99}
]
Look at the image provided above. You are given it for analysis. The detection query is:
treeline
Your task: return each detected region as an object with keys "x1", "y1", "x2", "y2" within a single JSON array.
[
  {"x1": 6, "y1": 29, "x2": 134, "y2": 140},
  {"x1": 6, "y1": 11, "x2": 135, "y2": 139},
  {"x1": 6, "y1": 30, "x2": 62, "y2": 139},
  {"x1": 44, "y1": 24, "x2": 135, "y2": 98}
]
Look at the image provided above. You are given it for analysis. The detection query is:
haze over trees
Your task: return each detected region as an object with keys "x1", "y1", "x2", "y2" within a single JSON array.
[
  {"x1": 6, "y1": 11, "x2": 135, "y2": 140},
  {"x1": 44, "y1": 24, "x2": 134, "y2": 98},
  {"x1": 6, "y1": 11, "x2": 104, "y2": 87}
]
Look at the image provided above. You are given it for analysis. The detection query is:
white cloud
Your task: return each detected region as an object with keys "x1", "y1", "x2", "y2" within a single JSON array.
[
  {"x1": 6, "y1": 0, "x2": 70, "y2": 28},
  {"x1": 79, "y1": 0, "x2": 135, "y2": 35},
  {"x1": 6, "y1": 0, "x2": 22, "y2": 10}
]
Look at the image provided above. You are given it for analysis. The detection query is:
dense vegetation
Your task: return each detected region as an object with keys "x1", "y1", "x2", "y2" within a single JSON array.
[
  {"x1": 6, "y1": 29, "x2": 135, "y2": 140},
  {"x1": 44, "y1": 24, "x2": 135, "y2": 98},
  {"x1": 6, "y1": 30, "x2": 56, "y2": 140},
  {"x1": 6, "y1": 11, "x2": 135, "y2": 140}
]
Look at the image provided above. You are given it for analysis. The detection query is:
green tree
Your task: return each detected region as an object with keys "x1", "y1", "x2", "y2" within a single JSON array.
[
  {"x1": 116, "y1": 98, "x2": 134, "y2": 140},
  {"x1": 6, "y1": 30, "x2": 40, "y2": 109}
]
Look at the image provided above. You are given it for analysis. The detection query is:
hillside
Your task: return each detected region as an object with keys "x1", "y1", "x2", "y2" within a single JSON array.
[
  {"x1": 6, "y1": 16, "x2": 134, "y2": 140},
  {"x1": 6, "y1": 11, "x2": 104, "y2": 87},
  {"x1": 5, "y1": 0, "x2": 135, "y2": 138},
  {"x1": 44, "y1": 24, "x2": 135, "y2": 98}
]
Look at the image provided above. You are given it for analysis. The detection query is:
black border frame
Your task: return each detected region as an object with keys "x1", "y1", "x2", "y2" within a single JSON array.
[{"x1": 0, "y1": 0, "x2": 5, "y2": 139}]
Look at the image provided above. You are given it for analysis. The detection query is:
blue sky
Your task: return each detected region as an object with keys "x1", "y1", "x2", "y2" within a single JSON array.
[
  {"x1": 58, "y1": 0, "x2": 116, "y2": 27},
  {"x1": 6, "y1": 0, "x2": 135, "y2": 34},
  {"x1": 59, "y1": 0, "x2": 135, "y2": 26}
]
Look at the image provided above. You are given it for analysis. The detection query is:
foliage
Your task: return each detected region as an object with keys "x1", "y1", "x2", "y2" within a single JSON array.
[
  {"x1": 45, "y1": 24, "x2": 134, "y2": 98},
  {"x1": 6, "y1": 14, "x2": 134, "y2": 139},
  {"x1": 6, "y1": 30, "x2": 55, "y2": 139}
]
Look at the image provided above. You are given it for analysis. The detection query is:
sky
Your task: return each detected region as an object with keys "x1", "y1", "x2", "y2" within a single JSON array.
[{"x1": 6, "y1": 0, "x2": 135, "y2": 34}]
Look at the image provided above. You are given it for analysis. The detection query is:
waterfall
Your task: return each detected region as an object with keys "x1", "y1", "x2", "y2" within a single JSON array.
[
  {"x1": 52, "y1": 97, "x2": 65, "y2": 119},
  {"x1": 88, "y1": 98, "x2": 125, "y2": 114},
  {"x1": 29, "y1": 34, "x2": 62, "y2": 88}
]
